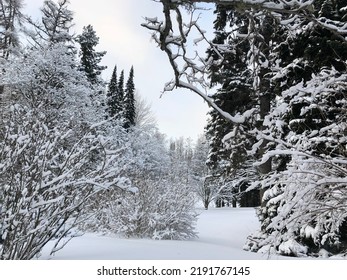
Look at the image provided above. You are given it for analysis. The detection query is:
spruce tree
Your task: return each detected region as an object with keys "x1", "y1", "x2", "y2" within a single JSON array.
[
  {"x1": 124, "y1": 66, "x2": 136, "y2": 129},
  {"x1": 142, "y1": 0, "x2": 347, "y2": 257},
  {"x1": 205, "y1": 6, "x2": 259, "y2": 207},
  {"x1": 118, "y1": 69, "x2": 125, "y2": 99},
  {"x1": 106, "y1": 65, "x2": 123, "y2": 119},
  {"x1": 245, "y1": 0, "x2": 347, "y2": 256},
  {"x1": 77, "y1": 24, "x2": 107, "y2": 85}
]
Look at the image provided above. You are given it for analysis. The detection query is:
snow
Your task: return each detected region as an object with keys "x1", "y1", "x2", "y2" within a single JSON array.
[
  {"x1": 278, "y1": 239, "x2": 308, "y2": 257},
  {"x1": 39, "y1": 208, "x2": 288, "y2": 260}
]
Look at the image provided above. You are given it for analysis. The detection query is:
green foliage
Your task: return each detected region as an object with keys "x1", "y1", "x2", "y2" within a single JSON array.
[
  {"x1": 245, "y1": 0, "x2": 347, "y2": 256},
  {"x1": 124, "y1": 66, "x2": 136, "y2": 129},
  {"x1": 77, "y1": 24, "x2": 107, "y2": 85},
  {"x1": 205, "y1": 6, "x2": 259, "y2": 207},
  {"x1": 106, "y1": 65, "x2": 137, "y2": 130}
]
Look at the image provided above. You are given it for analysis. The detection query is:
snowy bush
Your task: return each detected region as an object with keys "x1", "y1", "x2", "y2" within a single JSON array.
[
  {"x1": 83, "y1": 178, "x2": 198, "y2": 240},
  {"x1": 81, "y1": 127, "x2": 198, "y2": 240},
  {"x1": 0, "y1": 105, "x2": 130, "y2": 259},
  {"x1": 1, "y1": 43, "x2": 103, "y2": 127}
]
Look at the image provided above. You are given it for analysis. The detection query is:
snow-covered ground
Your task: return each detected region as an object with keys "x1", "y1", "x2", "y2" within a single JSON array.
[{"x1": 39, "y1": 207, "x2": 288, "y2": 260}]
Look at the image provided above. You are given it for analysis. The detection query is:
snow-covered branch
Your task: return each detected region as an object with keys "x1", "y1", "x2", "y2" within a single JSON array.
[
  {"x1": 143, "y1": 2, "x2": 257, "y2": 124},
  {"x1": 143, "y1": 0, "x2": 347, "y2": 125},
  {"x1": 0, "y1": 105, "x2": 131, "y2": 259}
]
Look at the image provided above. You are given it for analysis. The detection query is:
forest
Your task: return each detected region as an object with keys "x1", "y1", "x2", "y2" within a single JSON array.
[{"x1": 1, "y1": 0, "x2": 347, "y2": 259}]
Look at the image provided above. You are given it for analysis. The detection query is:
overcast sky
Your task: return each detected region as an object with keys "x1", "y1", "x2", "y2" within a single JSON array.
[{"x1": 25, "y1": 0, "x2": 216, "y2": 141}]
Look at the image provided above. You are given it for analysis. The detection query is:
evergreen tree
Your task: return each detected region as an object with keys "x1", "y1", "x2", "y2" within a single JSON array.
[
  {"x1": 118, "y1": 69, "x2": 125, "y2": 99},
  {"x1": 201, "y1": 0, "x2": 347, "y2": 256},
  {"x1": 26, "y1": 0, "x2": 74, "y2": 49},
  {"x1": 143, "y1": 0, "x2": 347, "y2": 257},
  {"x1": 245, "y1": 0, "x2": 347, "y2": 256},
  {"x1": 205, "y1": 6, "x2": 259, "y2": 207},
  {"x1": 124, "y1": 66, "x2": 136, "y2": 129},
  {"x1": 77, "y1": 24, "x2": 107, "y2": 85},
  {"x1": 107, "y1": 65, "x2": 119, "y2": 118},
  {"x1": 0, "y1": 0, "x2": 23, "y2": 59},
  {"x1": 41, "y1": 0, "x2": 73, "y2": 44},
  {"x1": 106, "y1": 65, "x2": 127, "y2": 122},
  {"x1": 0, "y1": 0, "x2": 24, "y2": 99}
]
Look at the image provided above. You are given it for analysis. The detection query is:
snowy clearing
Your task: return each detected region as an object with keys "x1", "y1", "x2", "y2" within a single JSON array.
[{"x1": 39, "y1": 208, "x2": 289, "y2": 260}]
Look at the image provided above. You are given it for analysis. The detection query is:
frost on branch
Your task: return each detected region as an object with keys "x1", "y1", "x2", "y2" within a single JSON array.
[{"x1": 88, "y1": 179, "x2": 198, "y2": 241}]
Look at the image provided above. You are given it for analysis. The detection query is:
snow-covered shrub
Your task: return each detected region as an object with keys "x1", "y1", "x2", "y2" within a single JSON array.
[
  {"x1": 1, "y1": 43, "x2": 103, "y2": 127},
  {"x1": 0, "y1": 105, "x2": 130, "y2": 260},
  {"x1": 81, "y1": 127, "x2": 198, "y2": 240},
  {"x1": 84, "y1": 178, "x2": 198, "y2": 240},
  {"x1": 123, "y1": 179, "x2": 197, "y2": 240}
]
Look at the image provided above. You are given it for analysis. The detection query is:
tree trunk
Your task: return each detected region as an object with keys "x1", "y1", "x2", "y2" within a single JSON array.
[{"x1": 258, "y1": 92, "x2": 272, "y2": 206}]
